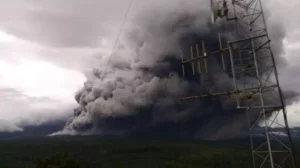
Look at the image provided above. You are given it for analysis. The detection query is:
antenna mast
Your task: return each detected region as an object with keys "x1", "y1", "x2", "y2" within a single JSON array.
[{"x1": 180, "y1": 0, "x2": 296, "y2": 167}]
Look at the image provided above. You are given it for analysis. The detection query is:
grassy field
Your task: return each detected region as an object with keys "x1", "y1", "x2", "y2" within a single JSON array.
[{"x1": 0, "y1": 136, "x2": 299, "y2": 168}]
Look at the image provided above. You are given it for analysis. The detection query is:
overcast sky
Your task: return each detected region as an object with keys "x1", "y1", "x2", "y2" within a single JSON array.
[{"x1": 0, "y1": 0, "x2": 299, "y2": 133}]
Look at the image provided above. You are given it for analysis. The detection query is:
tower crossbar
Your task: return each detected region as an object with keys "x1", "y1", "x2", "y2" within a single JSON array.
[{"x1": 180, "y1": 0, "x2": 296, "y2": 167}]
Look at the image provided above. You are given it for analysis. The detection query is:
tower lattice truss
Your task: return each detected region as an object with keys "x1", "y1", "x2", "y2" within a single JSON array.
[{"x1": 180, "y1": 0, "x2": 296, "y2": 168}]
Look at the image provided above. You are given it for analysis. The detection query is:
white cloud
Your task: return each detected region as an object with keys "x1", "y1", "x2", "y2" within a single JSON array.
[
  {"x1": 0, "y1": 120, "x2": 23, "y2": 133},
  {"x1": 284, "y1": 101, "x2": 300, "y2": 128},
  {"x1": 0, "y1": 30, "x2": 88, "y2": 132},
  {"x1": 0, "y1": 59, "x2": 85, "y2": 102},
  {"x1": 259, "y1": 100, "x2": 300, "y2": 129},
  {"x1": 263, "y1": 0, "x2": 300, "y2": 128}
]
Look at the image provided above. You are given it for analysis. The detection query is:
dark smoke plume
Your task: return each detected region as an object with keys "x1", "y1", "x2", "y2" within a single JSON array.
[{"x1": 54, "y1": 1, "x2": 295, "y2": 140}]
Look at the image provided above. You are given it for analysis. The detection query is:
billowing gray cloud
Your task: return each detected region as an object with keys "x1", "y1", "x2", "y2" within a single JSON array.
[
  {"x1": 53, "y1": 0, "x2": 300, "y2": 140},
  {"x1": 48, "y1": 0, "x2": 278, "y2": 140}
]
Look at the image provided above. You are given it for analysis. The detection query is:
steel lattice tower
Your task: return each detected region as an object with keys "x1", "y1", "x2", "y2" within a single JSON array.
[{"x1": 180, "y1": 0, "x2": 296, "y2": 167}]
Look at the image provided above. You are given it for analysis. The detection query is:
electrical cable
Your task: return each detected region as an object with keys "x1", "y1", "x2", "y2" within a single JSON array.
[{"x1": 98, "y1": 0, "x2": 133, "y2": 84}]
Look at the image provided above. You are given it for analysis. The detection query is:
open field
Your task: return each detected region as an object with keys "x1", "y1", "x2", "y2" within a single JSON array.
[{"x1": 0, "y1": 136, "x2": 299, "y2": 168}]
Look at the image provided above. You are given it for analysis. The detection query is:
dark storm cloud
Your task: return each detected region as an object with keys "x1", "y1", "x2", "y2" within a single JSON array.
[{"x1": 1, "y1": 0, "x2": 131, "y2": 48}]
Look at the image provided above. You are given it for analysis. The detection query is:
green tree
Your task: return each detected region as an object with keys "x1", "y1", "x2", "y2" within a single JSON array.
[{"x1": 35, "y1": 153, "x2": 80, "y2": 168}]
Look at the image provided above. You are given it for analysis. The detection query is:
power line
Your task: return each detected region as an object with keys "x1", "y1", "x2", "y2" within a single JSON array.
[{"x1": 99, "y1": 0, "x2": 133, "y2": 83}]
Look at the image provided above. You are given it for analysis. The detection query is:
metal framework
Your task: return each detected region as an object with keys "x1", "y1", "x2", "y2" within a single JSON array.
[{"x1": 180, "y1": 0, "x2": 296, "y2": 167}]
